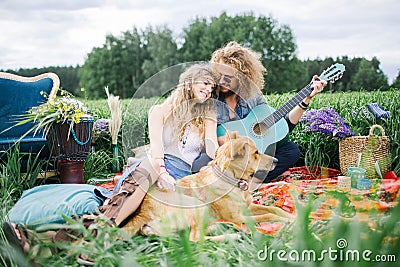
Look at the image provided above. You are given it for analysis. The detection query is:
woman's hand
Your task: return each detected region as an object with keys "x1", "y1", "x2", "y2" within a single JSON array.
[
  {"x1": 308, "y1": 75, "x2": 327, "y2": 99},
  {"x1": 156, "y1": 172, "x2": 176, "y2": 191}
]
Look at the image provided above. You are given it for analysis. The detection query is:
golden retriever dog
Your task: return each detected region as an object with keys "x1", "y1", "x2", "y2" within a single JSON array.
[{"x1": 122, "y1": 132, "x2": 295, "y2": 241}]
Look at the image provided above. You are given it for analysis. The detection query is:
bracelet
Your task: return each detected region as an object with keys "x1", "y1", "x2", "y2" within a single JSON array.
[
  {"x1": 159, "y1": 165, "x2": 167, "y2": 170},
  {"x1": 300, "y1": 101, "x2": 309, "y2": 108},
  {"x1": 298, "y1": 104, "x2": 307, "y2": 110}
]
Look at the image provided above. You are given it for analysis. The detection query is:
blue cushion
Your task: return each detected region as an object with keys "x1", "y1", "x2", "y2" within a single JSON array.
[
  {"x1": 0, "y1": 76, "x2": 54, "y2": 152},
  {"x1": 7, "y1": 184, "x2": 104, "y2": 229}
]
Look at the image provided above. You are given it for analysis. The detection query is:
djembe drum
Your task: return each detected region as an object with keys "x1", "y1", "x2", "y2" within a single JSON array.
[{"x1": 47, "y1": 116, "x2": 94, "y2": 183}]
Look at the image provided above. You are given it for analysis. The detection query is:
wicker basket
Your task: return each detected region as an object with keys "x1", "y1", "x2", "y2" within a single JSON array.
[{"x1": 339, "y1": 125, "x2": 391, "y2": 179}]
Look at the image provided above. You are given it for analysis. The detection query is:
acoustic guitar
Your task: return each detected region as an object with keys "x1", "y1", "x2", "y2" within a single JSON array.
[{"x1": 216, "y1": 63, "x2": 346, "y2": 153}]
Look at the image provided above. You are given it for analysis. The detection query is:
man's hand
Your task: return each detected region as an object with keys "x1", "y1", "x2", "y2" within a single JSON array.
[{"x1": 309, "y1": 75, "x2": 327, "y2": 99}]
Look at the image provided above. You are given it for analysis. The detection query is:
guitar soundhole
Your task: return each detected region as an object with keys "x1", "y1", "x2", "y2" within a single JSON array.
[{"x1": 252, "y1": 122, "x2": 268, "y2": 137}]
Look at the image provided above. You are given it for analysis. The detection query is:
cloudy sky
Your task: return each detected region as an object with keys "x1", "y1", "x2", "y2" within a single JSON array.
[{"x1": 1, "y1": 0, "x2": 399, "y2": 82}]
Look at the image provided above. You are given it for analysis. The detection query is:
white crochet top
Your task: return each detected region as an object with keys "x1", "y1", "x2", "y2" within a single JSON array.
[{"x1": 162, "y1": 121, "x2": 203, "y2": 165}]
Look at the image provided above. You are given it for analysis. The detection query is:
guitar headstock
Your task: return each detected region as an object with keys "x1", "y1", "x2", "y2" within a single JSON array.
[{"x1": 319, "y1": 63, "x2": 345, "y2": 83}]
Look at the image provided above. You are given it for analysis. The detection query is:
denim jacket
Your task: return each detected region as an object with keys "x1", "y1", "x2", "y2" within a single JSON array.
[
  {"x1": 216, "y1": 94, "x2": 296, "y2": 132},
  {"x1": 216, "y1": 94, "x2": 265, "y2": 124}
]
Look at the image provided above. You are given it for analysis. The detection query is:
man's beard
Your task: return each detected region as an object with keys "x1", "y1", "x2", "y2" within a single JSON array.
[{"x1": 218, "y1": 85, "x2": 238, "y2": 98}]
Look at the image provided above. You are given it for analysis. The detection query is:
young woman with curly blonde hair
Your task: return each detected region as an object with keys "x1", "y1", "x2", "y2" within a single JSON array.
[
  {"x1": 148, "y1": 63, "x2": 219, "y2": 186},
  {"x1": 101, "y1": 62, "x2": 220, "y2": 226}
]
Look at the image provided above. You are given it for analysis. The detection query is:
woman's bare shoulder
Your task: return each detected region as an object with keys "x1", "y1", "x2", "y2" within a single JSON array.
[
  {"x1": 149, "y1": 103, "x2": 164, "y2": 112},
  {"x1": 148, "y1": 103, "x2": 168, "y2": 118}
]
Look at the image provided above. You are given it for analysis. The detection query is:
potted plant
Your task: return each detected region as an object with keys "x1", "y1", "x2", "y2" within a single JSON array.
[{"x1": 15, "y1": 89, "x2": 94, "y2": 183}]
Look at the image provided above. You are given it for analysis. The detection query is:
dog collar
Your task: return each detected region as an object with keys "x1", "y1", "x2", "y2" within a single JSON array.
[{"x1": 212, "y1": 165, "x2": 249, "y2": 191}]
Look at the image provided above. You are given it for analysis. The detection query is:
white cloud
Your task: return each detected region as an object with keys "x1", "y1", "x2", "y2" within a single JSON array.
[{"x1": 0, "y1": 0, "x2": 399, "y2": 82}]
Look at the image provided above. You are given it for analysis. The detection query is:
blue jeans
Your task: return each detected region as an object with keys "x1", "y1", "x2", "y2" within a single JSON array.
[{"x1": 164, "y1": 154, "x2": 191, "y2": 179}]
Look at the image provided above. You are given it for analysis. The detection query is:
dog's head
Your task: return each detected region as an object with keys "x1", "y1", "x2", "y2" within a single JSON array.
[{"x1": 211, "y1": 131, "x2": 277, "y2": 180}]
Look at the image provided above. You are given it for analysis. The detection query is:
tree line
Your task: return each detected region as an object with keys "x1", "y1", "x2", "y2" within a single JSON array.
[{"x1": 2, "y1": 12, "x2": 399, "y2": 99}]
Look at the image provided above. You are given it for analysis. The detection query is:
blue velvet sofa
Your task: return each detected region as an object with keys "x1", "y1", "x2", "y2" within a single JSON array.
[{"x1": 0, "y1": 72, "x2": 59, "y2": 167}]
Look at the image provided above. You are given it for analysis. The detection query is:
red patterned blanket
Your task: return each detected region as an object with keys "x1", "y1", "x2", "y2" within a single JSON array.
[{"x1": 97, "y1": 167, "x2": 400, "y2": 235}]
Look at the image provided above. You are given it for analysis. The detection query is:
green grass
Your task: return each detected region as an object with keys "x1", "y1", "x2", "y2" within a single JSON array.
[
  {"x1": 86, "y1": 89, "x2": 400, "y2": 173},
  {"x1": 1, "y1": 90, "x2": 399, "y2": 266}
]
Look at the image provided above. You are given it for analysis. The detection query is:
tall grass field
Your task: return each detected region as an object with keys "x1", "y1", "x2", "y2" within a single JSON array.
[{"x1": 1, "y1": 89, "x2": 399, "y2": 266}]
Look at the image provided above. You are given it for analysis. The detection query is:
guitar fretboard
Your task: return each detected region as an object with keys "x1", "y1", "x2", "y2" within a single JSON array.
[{"x1": 264, "y1": 83, "x2": 314, "y2": 127}]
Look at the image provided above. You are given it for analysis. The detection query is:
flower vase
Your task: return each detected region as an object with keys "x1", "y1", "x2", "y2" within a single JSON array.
[
  {"x1": 47, "y1": 116, "x2": 93, "y2": 183},
  {"x1": 112, "y1": 144, "x2": 120, "y2": 173},
  {"x1": 59, "y1": 160, "x2": 85, "y2": 184}
]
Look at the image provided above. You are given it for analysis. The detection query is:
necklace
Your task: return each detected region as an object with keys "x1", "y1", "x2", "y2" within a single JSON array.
[{"x1": 181, "y1": 123, "x2": 191, "y2": 148}]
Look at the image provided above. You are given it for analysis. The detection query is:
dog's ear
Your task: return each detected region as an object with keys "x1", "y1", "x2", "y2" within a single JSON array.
[
  {"x1": 231, "y1": 131, "x2": 238, "y2": 139},
  {"x1": 225, "y1": 131, "x2": 238, "y2": 143},
  {"x1": 234, "y1": 142, "x2": 248, "y2": 158},
  {"x1": 211, "y1": 142, "x2": 233, "y2": 171}
]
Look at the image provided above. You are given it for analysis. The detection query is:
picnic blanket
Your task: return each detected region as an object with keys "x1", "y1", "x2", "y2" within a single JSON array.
[
  {"x1": 97, "y1": 167, "x2": 400, "y2": 236},
  {"x1": 217, "y1": 167, "x2": 399, "y2": 235},
  {"x1": 248, "y1": 167, "x2": 400, "y2": 234}
]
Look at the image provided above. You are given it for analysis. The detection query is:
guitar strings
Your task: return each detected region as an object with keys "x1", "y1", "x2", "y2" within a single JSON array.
[{"x1": 261, "y1": 83, "x2": 313, "y2": 128}]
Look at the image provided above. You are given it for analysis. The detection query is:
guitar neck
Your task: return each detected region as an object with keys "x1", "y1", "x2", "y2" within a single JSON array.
[{"x1": 266, "y1": 83, "x2": 313, "y2": 126}]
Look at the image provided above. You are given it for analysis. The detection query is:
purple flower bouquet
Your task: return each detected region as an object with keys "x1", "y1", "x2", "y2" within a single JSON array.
[
  {"x1": 93, "y1": 118, "x2": 110, "y2": 135},
  {"x1": 300, "y1": 107, "x2": 354, "y2": 138},
  {"x1": 93, "y1": 118, "x2": 110, "y2": 142}
]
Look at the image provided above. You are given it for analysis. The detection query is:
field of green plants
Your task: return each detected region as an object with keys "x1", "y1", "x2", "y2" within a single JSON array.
[
  {"x1": 88, "y1": 89, "x2": 400, "y2": 174},
  {"x1": 1, "y1": 89, "x2": 399, "y2": 266}
]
